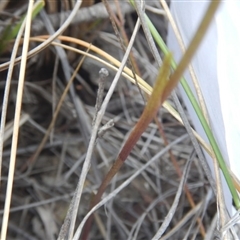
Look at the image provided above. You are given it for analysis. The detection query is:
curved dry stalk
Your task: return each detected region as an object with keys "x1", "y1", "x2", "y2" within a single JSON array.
[
  {"x1": 0, "y1": 0, "x2": 83, "y2": 72},
  {"x1": 29, "y1": 36, "x2": 212, "y2": 155},
  {"x1": 28, "y1": 37, "x2": 240, "y2": 196},
  {"x1": 26, "y1": 37, "x2": 240, "y2": 192}
]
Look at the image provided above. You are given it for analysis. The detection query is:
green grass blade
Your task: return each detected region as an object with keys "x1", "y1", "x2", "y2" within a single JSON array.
[
  {"x1": 129, "y1": 0, "x2": 240, "y2": 208},
  {"x1": 0, "y1": 0, "x2": 45, "y2": 53},
  {"x1": 145, "y1": 14, "x2": 240, "y2": 209}
]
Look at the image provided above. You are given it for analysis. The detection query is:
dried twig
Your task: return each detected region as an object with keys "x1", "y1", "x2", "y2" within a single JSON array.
[{"x1": 1, "y1": 1, "x2": 34, "y2": 239}]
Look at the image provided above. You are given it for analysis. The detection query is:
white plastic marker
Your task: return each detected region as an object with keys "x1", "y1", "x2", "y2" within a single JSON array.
[{"x1": 167, "y1": 1, "x2": 240, "y2": 216}]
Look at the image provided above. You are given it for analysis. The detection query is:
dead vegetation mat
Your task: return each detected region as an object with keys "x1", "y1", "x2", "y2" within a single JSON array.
[{"x1": 0, "y1": 1, "x2": 217, "y2": 239}]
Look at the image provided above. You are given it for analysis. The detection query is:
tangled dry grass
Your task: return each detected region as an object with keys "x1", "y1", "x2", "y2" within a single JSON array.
[{"x1": 0, "y1": 1, "x2": 236, "y2": 239}]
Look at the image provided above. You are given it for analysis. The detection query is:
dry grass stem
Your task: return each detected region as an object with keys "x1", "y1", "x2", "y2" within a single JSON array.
[
  {"x1": 1, "y1": 1, "x2": 34, "y2": 238},
  {"x1": 66, "y1": 18, "x2": 141, "y2": 240}
]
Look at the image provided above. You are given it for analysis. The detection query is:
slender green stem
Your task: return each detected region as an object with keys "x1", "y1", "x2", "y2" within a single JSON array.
[
  {"x1": 0, "y1": 0, "x2": 44, "y2": 53},
  {"x1": 142, "y1": 4, "x2": 240, "y2": 208}
]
